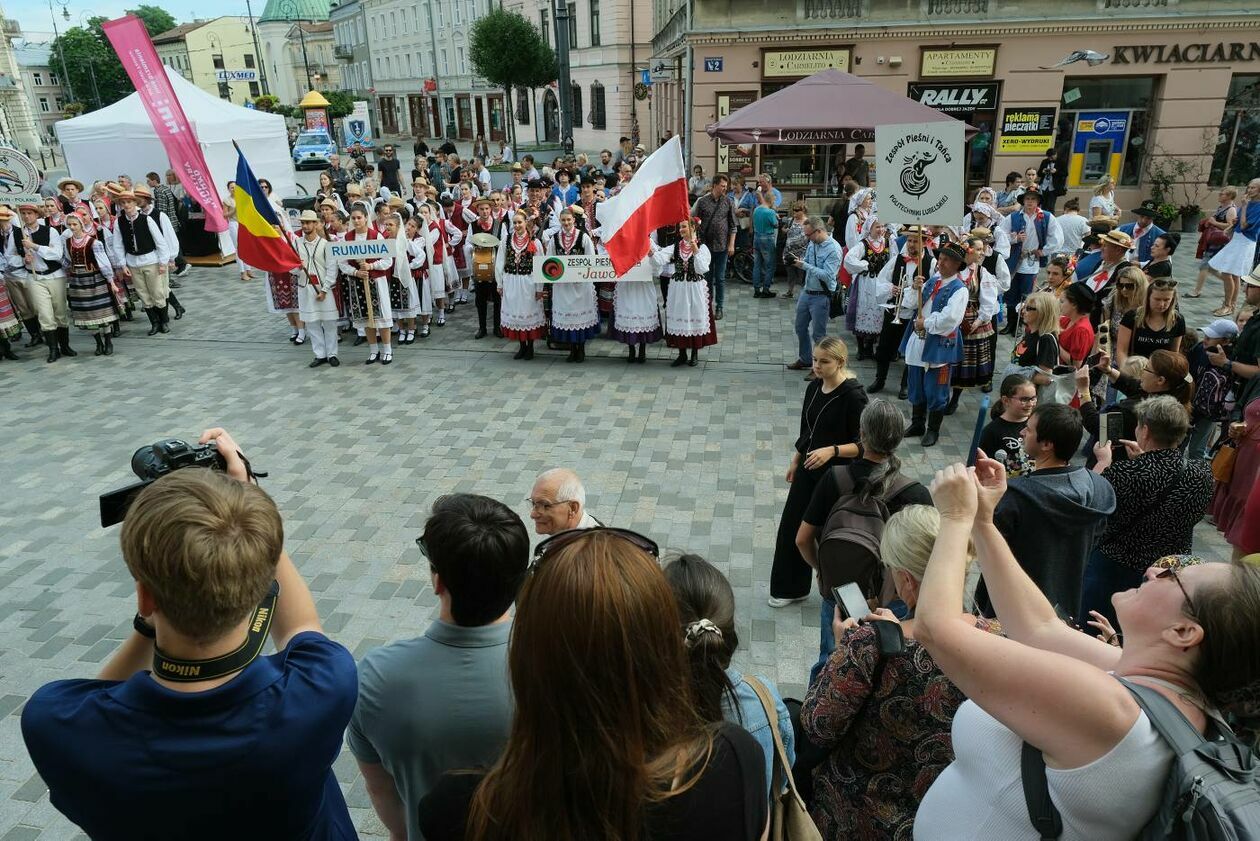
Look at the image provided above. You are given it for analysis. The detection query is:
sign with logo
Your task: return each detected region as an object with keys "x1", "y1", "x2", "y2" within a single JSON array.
[
  {"x1": 704, "y1": 57, "x2": 723, "y2": 72},
  {"x1": 1069, "y1": 110, "x2": 1129, "y2": 186},
  {"x1": 715, "y1": 91, "x2": 758, "y2": 175},
  {"x1": 215, "y1": 69, "x2": 259, "y2": 82},
  {"x1": 762, "y1": 48, "x2": 850, "y2": 78},
  {"x1": 998, "y1": 107, "x2": 1057, "y2": 153},
  {"x1": 330, "y1": 238, "x2": 398, "y2": 260},
  {"x1": 908, "y1": 82, "x2": 1000, "y2": 115},
  {"x1": 0, "y1": 147, "x2": 42, "y2": 207},
  {"x1": 244, "y1": 100, "x2": 256, "y2": 109},
  {"x1": 920, "y1": 47, "x2": 998, "y2": 78},
  {"x1": 532, "y1": 254, "x2": 652, "y2": 284},
  {"x1": 1077, "y1": 113, "x2": 1128, "y2": 137},
  {"x1": 875, "y1": 121, "x2": 964, "y2": 225},
  {"x1": 1112, "y1": 41, "x2": 1260, "y2": 65}
]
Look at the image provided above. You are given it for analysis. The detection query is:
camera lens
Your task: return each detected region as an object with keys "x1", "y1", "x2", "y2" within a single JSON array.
[{"x1": 130, "y1": 444, "x2": 165, "y2": 481}]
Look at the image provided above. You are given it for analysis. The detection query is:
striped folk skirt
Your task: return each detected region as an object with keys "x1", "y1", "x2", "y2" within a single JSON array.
[
  {"x1": 951, "y1": 333, "x2": 995, "y2": 388},
  {"x1": 66, "y1": 266, "x2": 120, "y2": 329},
  {"x1": 0, "y1": 281, "x2": 19, "y2": 338}
]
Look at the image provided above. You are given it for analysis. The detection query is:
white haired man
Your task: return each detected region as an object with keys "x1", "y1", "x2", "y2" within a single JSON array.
[{"x1": 526, "y1": 468, "x2": 600, "y2": 535}]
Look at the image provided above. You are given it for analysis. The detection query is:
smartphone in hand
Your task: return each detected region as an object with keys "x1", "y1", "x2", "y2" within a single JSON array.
[
  {"x1": 832, "y1": 583, "x2": 870, "y2": 623},
  {"x1": 1101, "y1": 411, "x2": 1123, "y2": 445}
]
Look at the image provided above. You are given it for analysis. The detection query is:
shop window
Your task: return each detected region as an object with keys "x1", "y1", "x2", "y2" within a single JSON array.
[
  {"x1": 250, "y1": 81, "x2": 261, "y2": 97},
  {"x1": 572, "y1": 84, "x2": 582, "y2": 128},
  {"x1": 1210, "y1": 74, "x2": 1260, "y2": 187},
  {"x1": 517, "y1": 88, "x2": 530, "y2": 124},
  {"x1": 1058, "y1": 76, "x2": 1155, "y2": 188},
  {"x1": 33, "y1": 72, "x2": 43, "y2": 86},
  {"x1": 590, "y1": 82, "x2": 605, "y2": 129}
]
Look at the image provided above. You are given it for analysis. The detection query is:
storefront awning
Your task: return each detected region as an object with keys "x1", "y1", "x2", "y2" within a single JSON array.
[{"x1": 706, "y1": 69, "x2": 976, "y2": 145}]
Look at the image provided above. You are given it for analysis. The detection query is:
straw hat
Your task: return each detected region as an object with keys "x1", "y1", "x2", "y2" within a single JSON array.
[
  {"x1": 132, "y1": 185, "x2": 153, "y2": 199},
  {"x1": 0, "y1": 206, "x2": 14, "y2": 220},
  {"x1": 346, "y1": 183, "x2": 363, "y2": 196},
  {"x1": 1099, "y1": 229, "x2": 1133, "y2": 250},
  {"x1": 17, "y1": 201, "x2": 43, "y2": 214},
  {"x1": 58, "y1": 178, "x2": 84, "y2": 192},
  {"x1": 319, "y1": 198, "x2": 339, "y2": 209},
  {"x1": 1244, "y1": 265, "x2": 1260, "y2": 289},
  {"x1": 115, "y1": 190, "x2": 138, "y2": 203},
  {"x1": 298, "y1": 209, "x2": 320, "y2": 222}
]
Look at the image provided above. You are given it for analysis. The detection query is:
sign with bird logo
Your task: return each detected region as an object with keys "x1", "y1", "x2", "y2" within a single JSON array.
[
  {"x1": 0, "y1": 147, "x2": 42, "y2": 207},
  {"x1": 875, "y1": 122, "x2": 964, "y2": 225}
]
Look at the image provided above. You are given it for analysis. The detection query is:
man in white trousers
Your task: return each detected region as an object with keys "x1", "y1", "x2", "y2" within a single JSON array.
[{"x1": 293, "y1": 211, "x2": 340, "y2": 368}]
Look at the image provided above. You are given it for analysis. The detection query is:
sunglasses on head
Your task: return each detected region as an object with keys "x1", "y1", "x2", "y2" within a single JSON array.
[
  {"x1": 531, "y1": 526, "x2": 660, "y2": 569},
  {"x1": 1151, "y1": 279, "x2": 1178, "y2": 289}
]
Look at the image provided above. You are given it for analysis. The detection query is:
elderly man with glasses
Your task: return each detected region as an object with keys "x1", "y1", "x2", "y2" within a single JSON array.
[{"x1": 526, "y1": 468, "x2": 601, "y2": 535}]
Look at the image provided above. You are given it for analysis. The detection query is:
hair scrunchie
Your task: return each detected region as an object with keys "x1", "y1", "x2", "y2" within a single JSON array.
[{"x1": 684, "y1": 618, "x2": 723, "y2": 649}]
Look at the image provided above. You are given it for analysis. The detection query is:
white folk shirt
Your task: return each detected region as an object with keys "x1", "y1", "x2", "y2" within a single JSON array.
[
  {"x1": 903, "y1": 274, "x2": 968, "y2": 370},
  {"x1": 112, "y1": 212, "x2": 170, "y2": 267},
  {"x1": 20, "y1": 223, "x2": 65, "y2": 276}
]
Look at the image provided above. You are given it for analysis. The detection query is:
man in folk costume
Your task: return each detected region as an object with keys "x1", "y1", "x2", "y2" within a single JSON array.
[
  {"x1": 1073, "y1": 229, "x2": 1134, "y2": 327},
  {"x1": 56, "y1": 179, "x2": 94, "y2": 222},
  {"x1": 465, "y1": 196, "x2": 504, "y2": 339},
  {"x1": 650, "y1": 217, "x2": 717, "y2": 368},
  {"x1": 545, "y1": 207, "x2": 599, "y2": 363},
  {"x1": 134, "y1": 186, "x2": 187, "y2": 323},
  {"x1": 338, "y1": 206, "x2": 395, "y2": 365},
  {"x1": 1117, "y1": 199, "x2": 1166, "y2": 265},
  {"x1": 997, "y1": 186, "x2": 1062, "y2": 335},
  {"x1": 899, "y1": 240, "x2": 968, "y2": 448},
  {"x1": 843, "y1": 214, "x2": 893, "y2": 362},
  {"x1": 62, "y1": 210, "x2": 119, "y2": 357},
  {"x1": 869, "y1": 225, "x2": 935, "y2": 399},
  {"x1": 17, "y1": 201, "x2": 76, "y2": 362},
  {"x1": 944, "y1": 233, "x2": 1002, "y2": 415},
  {"x1": 293, "y1": 210, "x2": 340, "y2": 368},
  {"x1": 113, "y1": 191, "x2": 171, "y2": 337},
  {"x1": 495, "y1": 209, "x2": 546, "y2": 360},
  {"x1": 0, "y1": 205, "x2": 44, "y2": 350}
]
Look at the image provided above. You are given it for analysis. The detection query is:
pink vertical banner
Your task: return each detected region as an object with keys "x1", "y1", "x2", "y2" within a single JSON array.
[{"x1": 102, "y1": 15, "x2": 228, "y2": 233}]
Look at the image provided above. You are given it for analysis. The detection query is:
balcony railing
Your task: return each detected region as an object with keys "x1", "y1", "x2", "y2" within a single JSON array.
[
  {"x1": 334, "y1": 43, "x2": 354, "y2": 60},
  {"x1": 922, "y1": 0, "x2": 989, "y2": 13}
]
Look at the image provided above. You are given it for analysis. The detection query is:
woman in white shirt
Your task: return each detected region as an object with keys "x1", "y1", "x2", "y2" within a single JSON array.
[
  {"x1": 1056, "y1": 197, "x2": 1091, "y2": 254},
  {"x1": 912, "y1": 460, "x2": 1260, "y2": 841},
  {"x1": 1089, "y1": 176, "x2": 1118, "y2": 220}
]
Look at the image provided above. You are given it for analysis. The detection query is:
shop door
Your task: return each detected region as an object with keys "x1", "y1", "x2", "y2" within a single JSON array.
[
  {"x1": 487, "y1": 96, "x2": 505, "y2": 141},
  {"x1": 543, "y1": 89, "x2": 560, "y2": 144},
  {"x1": 444, "y1": 97, "x2": 456, "y2": 139},
  {"x1": 474, "y1": 99, "x2": 486, "y2": 139},
  {"x1": 408, "y1": 96, "x2": 426, "y2": 137},
  {"x1": 378, "y1": 96, "x2": 397, "y2": 134},
  {"x1": 456, "y1": 96, "x2": 474, "y2": 140}
]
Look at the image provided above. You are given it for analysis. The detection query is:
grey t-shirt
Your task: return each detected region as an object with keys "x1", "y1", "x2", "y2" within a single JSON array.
[{"x1": 347, "y1": 619, "x2": 514, "y2": 840}]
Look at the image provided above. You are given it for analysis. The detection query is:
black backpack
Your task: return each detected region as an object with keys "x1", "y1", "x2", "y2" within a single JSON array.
[
  {"x1": 815, "y1": 467, "x2": 915, "y2": 600},
  {"x1": 1022, "y1": 678, "x2": 1260, "y2": 840}
]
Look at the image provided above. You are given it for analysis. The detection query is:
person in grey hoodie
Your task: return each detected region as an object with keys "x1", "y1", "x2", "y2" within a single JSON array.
[{"x1": 977, "y1": 403, "x2": 1116, "y2": 619}]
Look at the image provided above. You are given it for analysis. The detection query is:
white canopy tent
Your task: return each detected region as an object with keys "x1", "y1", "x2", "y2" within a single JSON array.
[{"x1": 55, "y1": 67, "x2": 298, "y2": 257}]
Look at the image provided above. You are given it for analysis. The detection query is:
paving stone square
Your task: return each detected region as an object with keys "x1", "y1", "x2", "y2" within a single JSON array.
[{"x1": 0, "y1": 249, "x2": 1232, "y2": 838}]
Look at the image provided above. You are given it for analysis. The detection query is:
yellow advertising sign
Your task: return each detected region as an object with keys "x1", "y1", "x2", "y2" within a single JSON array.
[
  {"x1": 920, "y1": 47, "x2": 997, "y2": 78},
  {"x1": 763, "y1": 49, "x2": 851, "y2": 78}
]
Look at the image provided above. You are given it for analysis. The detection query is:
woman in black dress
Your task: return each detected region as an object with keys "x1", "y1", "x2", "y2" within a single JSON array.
[{"x1": 769, "y1": 336, "x2": 867, "y2": 607}]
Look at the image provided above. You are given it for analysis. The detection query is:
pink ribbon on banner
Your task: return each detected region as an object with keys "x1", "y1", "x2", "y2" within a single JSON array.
[{"x1": 102, "y1": 15, "x2": 228, "y2": 233}]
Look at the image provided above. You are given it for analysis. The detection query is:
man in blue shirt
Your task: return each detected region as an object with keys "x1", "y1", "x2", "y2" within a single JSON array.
[
  {"x1": 21, "y1": 428, "x2": 358, "y2": 841},
  {"x1": 786, "y1": 218, "x2": 841, "y2": 372},
  {"x1": 751, "y1": 190, "x2": 780, "y2": 298},
  {"x1": 348, "y1": 494, "x2": 529, "y2": 841}
]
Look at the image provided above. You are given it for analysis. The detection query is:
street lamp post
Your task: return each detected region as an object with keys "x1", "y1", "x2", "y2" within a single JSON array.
[
  {"x1": 552, "y1": 0, "x2": 573, "y2": 155},
  {"x1": 48, "y1": 0, "x2": 76, "y2": 105},
  {"x1": 207, "y1": 33, "x2": 231, "y2": 100},
  {"x1": 244, "y1": 0, "x2": 270, "y2": 96},
  {"x1": 76, "y1": 12, "x2": 102, "y2": 109},
  {"x1": 279, "y1": 0, "x2": 312, "y2": 95}
]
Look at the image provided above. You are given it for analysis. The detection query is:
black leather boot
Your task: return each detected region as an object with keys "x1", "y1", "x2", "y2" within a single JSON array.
[
  {"x1": 0, "y1": 336, "x2": 16, "y2": 360},
  {"x1": 94, "y1": 334, "x2": 105, "y2": 356},
  {"x1": 46, "y1": 334, "x2": 60, "y2": 363},
  {"x1": 922, "y1": 411, "x2": 945, "y2": 447},
  {"x1": 158, "y1": 306, "x2": 171, "y2": 333},
  {"x1": 671, "y1": 348, "x2": 687, "y2": 367},
  {"x1": 103, "y1": 331, "x2": 114, "y2": 356},
  {"x1": 23, "y1": 319, "x2": 43, "y2": 347},
  {"x1": 57, "y1": 327, "x2": 77, "y2": 357},
  {"x1": 146, "y1": 308, "x2": 160, "y2": 335},
  {"x1": 944, "y1": 388, "x2": 962, "y2": 416},
  {"x1": 524, "y1": 341, "x2": 535, "y2": 360},
  {"x1": 514, "y1": 341, "x2": 526, "y2": 360},
  {"x1": 169, "y1": 293, "x2": 185, "y2": 320},
  {"x1": 905, "y1": 403, "x2": 927, "y2": 437},
  {"x1": 868, "y1": 360, "x2": 888, "y2": 393},
  {"x1": 897, "y1": 368, "x2": 909, "y2": 400}
]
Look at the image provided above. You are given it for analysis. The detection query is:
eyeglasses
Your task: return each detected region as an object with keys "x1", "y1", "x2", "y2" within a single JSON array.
[
  {"x1": 1155, "y1": 566, "x2": 1195, "y2": 615},
  {"x1": 1151, "y1": 279, "x2": 1179, "y2": 289},
  {"x1": 1116, "y1": 283, "x2": 1136, "y2": 290},
  {"x1": 1014, "y1": 395, "x2": 1038, "y2": 403},
  {"x1": 415, "y1": 533, "x2": 430, "y2": 558},
  {"x1": 524, "y1": 496, "x2": 574, "y2": 512},
  {"x1": 531, "y1": 526, "x2": 660, "y2": 567}
]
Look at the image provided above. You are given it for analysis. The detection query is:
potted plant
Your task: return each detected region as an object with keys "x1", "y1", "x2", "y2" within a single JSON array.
[
  {"x1": 1178, "y1": 203, "x2": 1202, "y2": 233},
  {"x1": 1155, "y1": 201, "x2": 1179, "y2": 230}
]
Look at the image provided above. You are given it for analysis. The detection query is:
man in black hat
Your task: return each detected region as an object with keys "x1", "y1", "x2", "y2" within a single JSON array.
[
  {"x1": 998, "y1": 186, "x2": 1062, "y2": 335},
  {"x1": 1117, "y1": 199, "x2": 1166, "y2": 265}
]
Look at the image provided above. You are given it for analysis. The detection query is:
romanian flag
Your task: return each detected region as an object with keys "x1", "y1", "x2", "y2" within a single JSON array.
[{"x1": 232, "y1": 149, "x2": 300, "y2": 273}]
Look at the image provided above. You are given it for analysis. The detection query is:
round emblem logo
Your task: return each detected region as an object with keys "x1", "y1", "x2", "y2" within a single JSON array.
[
  {"x1": 540, "y1": 257, "x2": 566, "y2": 281},
  {"x1": 0, "y1": 148, "x2": 40, "y2": 195}
]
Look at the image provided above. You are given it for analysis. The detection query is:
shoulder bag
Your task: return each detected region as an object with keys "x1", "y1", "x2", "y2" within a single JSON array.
[
  {"x1": 744, "y1": 676, "x2": 824, "y2": 841},
  {"x1": 1210, "y1": 439, "x2": 1237, "y2": 484}
]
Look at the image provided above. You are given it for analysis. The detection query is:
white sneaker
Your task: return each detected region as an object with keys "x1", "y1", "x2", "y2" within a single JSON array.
[{"x1": 767, "y1": 596, "x2": 806, "y2": 608}]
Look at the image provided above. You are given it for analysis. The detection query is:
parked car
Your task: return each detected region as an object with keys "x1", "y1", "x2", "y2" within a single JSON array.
[{"x1": 291, "y1": 130, "x2": 335, "y2": 169}]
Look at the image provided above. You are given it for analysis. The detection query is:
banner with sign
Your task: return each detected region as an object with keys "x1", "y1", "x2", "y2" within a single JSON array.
[
  {"x1": 762, "y1": 49, "x2": 850, "y2": 78},
  {"x1": 908, "y1": 82, "x2": 1000, "y2": 115},
  {"x1": 874, "y1": 121, "x2": 965, "y2": 226},
  {"x1": 920, "y1": 47, "x2": 997, "y2": 78},
  {"x1": 715, "y1": 92, "x2": 757, "y2": 176},
  {"x1": 215, "y1": 69, "x2": 259, "y2": 82},
  {"x1": 330, "y1": 238, "x2": 398, "y2": 260},
  {"x1": 997, "y1": 107, "x2": 1057, "y2": 153},
  {"x1": 343, "y1": 101, "x2": 373, "y2": 148},
  {"x1": 532, "y1": 254, "x2": 652, "y2": 284}
]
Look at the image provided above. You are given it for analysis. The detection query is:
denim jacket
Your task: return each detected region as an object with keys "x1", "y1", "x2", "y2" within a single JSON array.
[{"x1": 722, "y1": 667, "x2": 796, "y2": 798}]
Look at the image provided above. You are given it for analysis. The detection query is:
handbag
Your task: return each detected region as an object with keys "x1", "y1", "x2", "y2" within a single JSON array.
[
  {"x1": 743, "y1": 676, "x2": 824, "y2": 841},
  {"x1": 1211, "y1": 439, "x2": 1237, "y2": 484}
]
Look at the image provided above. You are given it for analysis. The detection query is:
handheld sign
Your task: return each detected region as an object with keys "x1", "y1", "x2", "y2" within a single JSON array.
[
  {"x1": 533, "y1": 254, "x2": 652, "y2": 284},
  {"x1": 874, "y1": 121, "x2": 965, "y2": 226},
  {"x1": 330, "y1": 238, "x2": 398, "y2": 260}
]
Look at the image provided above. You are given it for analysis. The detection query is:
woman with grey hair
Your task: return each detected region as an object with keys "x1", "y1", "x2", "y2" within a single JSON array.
[{"x1": 795, "y1": 398, "x2": 933, "y2": 683}]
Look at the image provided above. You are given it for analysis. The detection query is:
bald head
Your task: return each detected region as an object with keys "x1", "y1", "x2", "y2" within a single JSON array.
[{"x1": 528, "y1": 468, "x2": 587, "y2": 535}]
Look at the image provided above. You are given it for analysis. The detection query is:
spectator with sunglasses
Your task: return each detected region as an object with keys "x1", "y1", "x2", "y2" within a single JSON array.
[
  {"x1": 1117, "y1": 276, "x2": 1184, "y2": 364},
  {"x1": 347, "y1": 495, "x2": 528, "y2": 841},
  {"x1": 526, "y1": 468, "x2": 599, "y2": 535},
  {"x1": 418, "y1": 529, "x2": 769, "y2": 841}
]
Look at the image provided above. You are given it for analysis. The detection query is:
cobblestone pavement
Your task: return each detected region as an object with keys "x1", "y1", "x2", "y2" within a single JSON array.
[{"x1": 0, "y1": 247, "x2": 1233, "y2": 838}]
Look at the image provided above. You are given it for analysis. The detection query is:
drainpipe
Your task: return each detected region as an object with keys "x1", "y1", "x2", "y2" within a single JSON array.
[
  {"x1": 629, "y1": 0, "x2": 637, "y2": 146},
  {"x1": 682, "y1": 0, "x2": 693, "y2": 172},
  {"x1": 426, "y1": 0, "x2": 441, "y2": 136}
]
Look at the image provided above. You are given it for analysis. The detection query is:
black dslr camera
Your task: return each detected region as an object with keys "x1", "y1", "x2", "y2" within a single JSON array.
[{"x1": 99, "y1": 439, "x2": 228, "y2": 527}]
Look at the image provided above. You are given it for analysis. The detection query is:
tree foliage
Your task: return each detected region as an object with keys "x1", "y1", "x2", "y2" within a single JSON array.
[
  {"x1": 130, "y1": 5, "x2": 178, "y2": 37},
  {"x1": 48, "y1": 5, "x2": 179, "y2": 113},
  {"x1": 469, "y1": 9, "x2": 554, "y2": 148},
  {"x1": 324, "y1": 90, "x2": 367, "y2": 120}
]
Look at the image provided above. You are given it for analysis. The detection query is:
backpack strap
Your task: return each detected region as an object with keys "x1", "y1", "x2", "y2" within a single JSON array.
[
  {"x1": 743, "y1": 675, "x2": 809, "y2": 812},
  {"x1": 1117, "y1": 677, "x2": 1215, "y2": 755},
  {"x1": 1020, "y1": 741, "x2": 1063, "y2": 840}
]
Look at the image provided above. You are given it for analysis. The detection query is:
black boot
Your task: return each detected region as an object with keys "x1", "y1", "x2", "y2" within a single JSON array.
[
  {"x1": 146, "y1": 307, "x2": 160, "y2": 335},
  {"x1": 869, "y1": 360, "x2": 888, "y2": 393},
  {"x1": 111, "y1": 320, "x2": 121, "y2": 337},
  {"x1": 123, "y1": 301, "x2": 134, "y2": 321},
  {"x1": 46, "y1": 334, "x2": 60, "y2": 363},
  {"x1": 0, "y1": 336, "x2": 16, "y2": 360},
  {"x1": 514, "y1": 341, "x2": 527, "y2": 360},
  {"x1": 169, "y1": 293, "x2": 185, "y2": 320},
  {"x1": 94, "y1": 333, "x2": 105, "y2": 356},
  {"x1": 671, "y1": 348, "x2": 687, "y2": 367},
  {"x1": 23, "y1": 319, "x2": 43, "y2": 347},
  {"x1": 158, "y1": 306, "x2": 171, "y2": 333},
  {"x1": 103, "y1": 331, "x2": 114, "y2": 356},
  {"x1": 57, "y1": 327, "x2": 77, "y2": 357},
  {"x1": 905, "y1": 404, "x2": 927, "y2": 437},
  {"x1": 943, "y1": 388, "x2": 962, "y2": 416},
  {"x1": 524, "y1": 341, "x2": 535, "y2": 360},
  {"x1": 627, "y1": 344, "x2": 637, "y2": 363},
  {"x1": 688, "y1": 347, "x2": 699, "y2": 367},
  {"x1": 575, "y1": 343, "x2": 585, "y2": 363},
  {"x1": 636, "y1": 342, "x2": 647, "y2": 364},
  {"x1": 922, "y1": 411, "x2": 945, "y2": 447},
  {"x1": 566, "y1": 345, "x2": 578, "y2": 363},
  {"x1": 897, "y1": 368, "x2": 909, "y2": 400}
]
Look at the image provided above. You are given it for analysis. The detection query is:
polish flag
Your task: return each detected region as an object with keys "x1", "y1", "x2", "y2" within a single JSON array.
[{"x1": 599, "y1": 136, "x2": 691, "y2": 276}]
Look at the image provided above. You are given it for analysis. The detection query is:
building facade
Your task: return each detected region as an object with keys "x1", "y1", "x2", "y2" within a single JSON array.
[
  {"x1": 651, "y1": 0, "x2": 1260, "y2": 210},
  {"x1": 331, "y1": 0, "x2": 373, "y2": 100},
  {"x1": 285, "y1": 21, "x2": 340, "y2": 97},
  {"x1": 257, "y1": 0, "x2": 331, "y2": 105},
  {"x1": 12, "y1": 43, "x2": 64, "y2": 143},
  {"x1": 0, "y1": 12, "x2": 44, "y2": 153},
  {"x1": 505, "y1": 0, "x2": 652, "y2": 151},
  {"x1": 155, "y1": 18, "x2": 267, "y2": 106}
]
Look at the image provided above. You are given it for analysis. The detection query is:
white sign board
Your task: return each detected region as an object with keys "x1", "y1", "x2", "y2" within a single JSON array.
[
  {"x1": 874, "y1": 121, "x2": 965, "y2": 226},
  {"x1": 216, "y1": 69, "x2": 259, "y2": 82},
  {"x1": 531, "y1": 254, "x2": 653, "y2": 284},
  {"x1": 343, "y1": 101, "x2": 374, "y2": 147},
  {"x1": 0, "y1": 146, "x2": 42, "y2": 206},
  {"x1": 329, "y1": 238, "x2": 398, "y2": 260}
]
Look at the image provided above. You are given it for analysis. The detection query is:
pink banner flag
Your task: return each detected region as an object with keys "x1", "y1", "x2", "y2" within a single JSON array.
[{"x1": 102, "y1": 15, "x2": 228, "y2": 233}]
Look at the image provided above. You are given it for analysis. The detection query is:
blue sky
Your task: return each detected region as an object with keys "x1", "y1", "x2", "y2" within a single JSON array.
[{"x1": 6, "y1": 0, "x2": 235, "y2": 41}]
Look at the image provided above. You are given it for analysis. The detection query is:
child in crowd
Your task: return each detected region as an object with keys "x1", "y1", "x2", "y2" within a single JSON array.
[{"x1": 1116, "y1": 355, "x2": 1149, "y2": 398}]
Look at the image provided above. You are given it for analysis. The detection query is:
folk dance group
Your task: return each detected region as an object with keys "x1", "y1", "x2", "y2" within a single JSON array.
[
  {"x1": 243, "y1": 172, "x2": 718, "y2": 368},
  {"x1": 0, "y1": 178, "x2": 188, "y2": 364}
]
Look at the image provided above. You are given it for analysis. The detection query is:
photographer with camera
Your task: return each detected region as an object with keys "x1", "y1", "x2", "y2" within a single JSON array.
[{"x1": 21, "y1": 428, "x2": 359, "y2": 841}]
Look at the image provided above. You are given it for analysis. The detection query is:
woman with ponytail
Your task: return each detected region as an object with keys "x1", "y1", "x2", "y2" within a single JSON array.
[
  {"x1": 1076, "y1": 348, "x2": 1195, "y2": 467},
  {"x1": 664, "y1": 553, "x2": 795, "y2": 798}
]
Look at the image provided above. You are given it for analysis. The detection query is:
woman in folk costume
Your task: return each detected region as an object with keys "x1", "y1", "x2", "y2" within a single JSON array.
[
  {"x1": 650, "y1": 217, "x2": 717, "y2": 368},
  {"x1": 42, "y1": 196, "x2": 66, "y2": 234},
  {"x1": 610, "y1": 216, "x2": 664, "y2": 365},
  {"x1": 339, "y1": 206, "x2": 395, "y2": 365},
  {"x1": 62, "y1": 211, "x2": 119, "y2": 357},
  {"x1": 0, "y1": 207, "x2": 21, "y2": 361},
  {"x1": 381, "y1": 213, "x2": 417, "y2": 345},
  {"x1": 436, "y1": 196, "x2": 464, "y2": 313},
  {"x1": 292, "y1": 209, "x2": 340, "y2": 368},
  {"x1": 420, "y1": 201, "x2": 453, "y2": 326},
  {"x1": 495, "y1": 209, "x2": 546, "y2": 360},
  {"x1": 404, "y1": 214, "x2": 434, "y2": 339},
  {"x1": 843, "y1": 215, "x2": 893, "y2": 362},
  {"x1": 449, "y1": 181, "x2": 476, "y2": 304},
  {"x1": 944, "y1": 232, "x2": 1001, "y2": 414},
  {"x1": 89, "y1": 195, "x2": 131, "y2": 330},
  {"x1": 965, "y1": 201, "x2": 1011, "y2": 262},
  {"x1": 545, "y1": 207, "x2": 599, "y2": 363},
  {"x1": 263, "y1": 226, "x2": 304, "y2": 344},
  {"x1": 843, "y1": 187, "x2": 874, "y2": 333}
]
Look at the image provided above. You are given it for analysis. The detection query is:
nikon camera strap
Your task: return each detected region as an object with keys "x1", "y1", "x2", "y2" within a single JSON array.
[{"x1": 151, "y1": 581, "x2": 280, "y2": 683}]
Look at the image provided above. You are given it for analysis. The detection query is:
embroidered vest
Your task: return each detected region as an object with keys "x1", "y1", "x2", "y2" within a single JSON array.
[{"x1": 68, "y1": 237, "x2": 100, "y2": 274}]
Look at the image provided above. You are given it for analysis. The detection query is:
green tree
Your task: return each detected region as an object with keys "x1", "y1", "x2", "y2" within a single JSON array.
[
  {"x1": 130, "y1": 4, "x2": 178, "y2": 36},
  {"x1": 324, "y1": 90, "x2": 367, "y2": 120},
  {"x1": 469, "y1": 8, "x2": 555, "y2": 149},
  {"x1": 49, "y1": 6, "x2": 179, "y2": 113}
]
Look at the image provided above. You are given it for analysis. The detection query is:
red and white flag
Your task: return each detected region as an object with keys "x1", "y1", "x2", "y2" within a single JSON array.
[{"x1": 599, "y1": 136, "x2": 691, "y2": 276}]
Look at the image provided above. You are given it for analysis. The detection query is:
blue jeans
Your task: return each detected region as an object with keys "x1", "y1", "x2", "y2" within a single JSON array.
[
  {"x1": 1005, "y1": 271, "x2": 1037, "y2": 325},
  {"x1": 1186, "y1": 416, "x2": 1218, "y2": 461},
  {"x1": 810, "y1": 597, "x2": 837, "y2": 687},
  {"x1": 1080, "y1": 547, "x2": 1145, "y2": 631},
  {"x1": 753, "y1": 234, "x2": 777, "y2": 291},
  {"x1": 707, "y1": 249, "x2": 729, "y2": 310},
  {"x1": 906, "y1": 364, "x2": 952, "y2": 412},
  {"x1": 795, "y1": 291, "x2": 829, "y2": 365}
]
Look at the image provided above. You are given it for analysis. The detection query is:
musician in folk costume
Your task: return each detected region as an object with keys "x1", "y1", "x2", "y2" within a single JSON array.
[
  {"x1": 944, "y1": 233, "x2": 1002, "y2": 415},
  {"x1": 868, "y1": 226, "x2": 935, "y2": 398},
  {"x1": 1117, "y1": 199, "x2": 1166, "y2": 265},
  {"x1": 338, "y1": 206, "x2": 395, "y2": 365},
  {"x1": 899, "y1": 240, "x2": 969, "y2": 448},
  {"x1": 292, "y1": 210, "x2": 340, "y2": 368},
  {"x1": 650, "y1": 218, "x2": 717, "y2": 368},
  {"x1": 495, "y1": 209, "x2": 546, "y2": 360},
  {"x1": 465, "y1": 197, "x2": 505, "y2": 339},
  {"x1": 997, "y1": 186, "x2": 1062, "y2": 334},
  {"x1": 62, "y1": 211, "x2": 119, "y2": 358},
  {"x1": 546, "y1": 207, "x2": 599, "y2": 363},
  {"x1": 843, "y1": 215, "x2": 893, "y2": 362}
]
